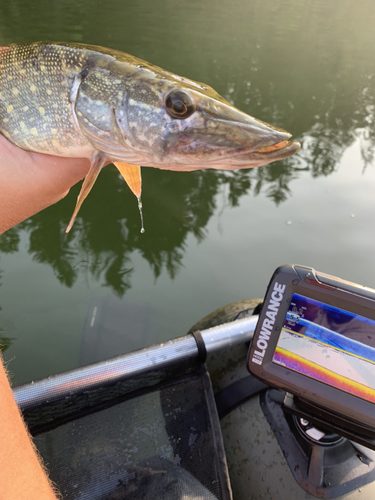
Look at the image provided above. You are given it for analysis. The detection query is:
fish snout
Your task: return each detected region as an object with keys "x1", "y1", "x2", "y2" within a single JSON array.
[
  {"x1": 230, "y1": 112, "x2": 292, "y2": 151},
  {"x1": 215, "y1": 114, "x2": 300, "y2": 167},
  {"x1": 223, "y1": 110, "x2": 301, "y2": 164}
]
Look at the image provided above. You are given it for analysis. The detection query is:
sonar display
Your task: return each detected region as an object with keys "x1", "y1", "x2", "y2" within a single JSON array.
[{"x1": 273, "y1": 293, "x2": 375, "y2": 403}]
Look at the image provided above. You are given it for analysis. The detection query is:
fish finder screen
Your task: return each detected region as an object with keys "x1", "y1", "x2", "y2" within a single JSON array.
[{"x1": 272, "y1": 293, "x2": 375, "y2": 403}]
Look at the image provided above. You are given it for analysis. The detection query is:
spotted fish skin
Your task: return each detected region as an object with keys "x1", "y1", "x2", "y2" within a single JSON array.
[
  {"x1": 0, "y1": 43, "x2": 141, "y2": 159},
  {"x1": 0, "y1": 43, "x2": 90, "y2": 157}
]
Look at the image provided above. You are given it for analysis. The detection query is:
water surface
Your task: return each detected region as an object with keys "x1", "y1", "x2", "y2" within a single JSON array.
[{"x1": 1, "y1": 0, "x2": 375, "y2": 384}]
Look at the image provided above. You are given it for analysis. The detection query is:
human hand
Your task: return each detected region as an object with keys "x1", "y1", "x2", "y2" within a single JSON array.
[{"x1": 0, "y1": 134, "x2": 91, "y2": 234}]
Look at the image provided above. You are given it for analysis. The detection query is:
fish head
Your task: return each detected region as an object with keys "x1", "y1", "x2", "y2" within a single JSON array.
[{"x1": 114, "y1": 71, "x2": 300, "y2": 171}]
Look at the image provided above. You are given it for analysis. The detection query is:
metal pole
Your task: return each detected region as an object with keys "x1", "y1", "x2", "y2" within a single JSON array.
[{"x1": 14, "y1": 315, "x2": 258, "y2": 410}]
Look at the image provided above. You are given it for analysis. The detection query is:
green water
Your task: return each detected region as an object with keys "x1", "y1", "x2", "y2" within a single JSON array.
[{"x1": 1, "y1": 0, "x2": 375, "y2": 385}]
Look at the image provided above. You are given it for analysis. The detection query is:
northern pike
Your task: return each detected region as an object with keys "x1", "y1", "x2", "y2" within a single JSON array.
[{"x1": 0, "y1": 42, "x2": 300, "y2": 232}]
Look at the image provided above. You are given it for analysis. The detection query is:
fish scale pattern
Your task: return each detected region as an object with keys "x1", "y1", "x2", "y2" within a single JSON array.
[{"x1": 0, "y1": 43, "x2": 93, "y2": 157}]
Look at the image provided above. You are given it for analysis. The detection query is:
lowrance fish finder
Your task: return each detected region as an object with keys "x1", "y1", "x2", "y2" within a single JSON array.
[{"x1": 247, "y1": 264, "x2": 375, "y2": 448}]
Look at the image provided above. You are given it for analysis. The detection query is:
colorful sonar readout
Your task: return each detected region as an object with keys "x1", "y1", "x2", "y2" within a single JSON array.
[{"x1": 272, "y1": 294, "x2": 375, "y2": 403}]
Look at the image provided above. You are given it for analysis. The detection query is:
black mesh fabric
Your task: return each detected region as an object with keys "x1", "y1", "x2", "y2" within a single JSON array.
[{"x1": 33, "y1": 367, "x2": 232, "y2": 500}]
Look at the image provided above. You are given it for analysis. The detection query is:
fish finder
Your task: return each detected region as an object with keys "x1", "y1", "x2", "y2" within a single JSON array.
[{"x1": 247, "y1": 264, "x2": 375, "y2": 448}]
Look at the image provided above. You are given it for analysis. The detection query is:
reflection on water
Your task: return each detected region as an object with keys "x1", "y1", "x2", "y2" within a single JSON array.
[
  {"x1": 1, "y1": 169, "x2": 253, "y2": 295},
  {"x1": 0, "y1": 0, "x2": 375, "y2": 381}
]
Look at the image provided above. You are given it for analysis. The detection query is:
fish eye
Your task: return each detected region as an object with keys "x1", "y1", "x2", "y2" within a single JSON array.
[{"x1": 165, "y1": 90, "x2": 195, "y2": 119}]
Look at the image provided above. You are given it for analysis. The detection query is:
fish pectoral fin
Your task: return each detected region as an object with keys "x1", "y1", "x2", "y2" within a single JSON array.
[
  {"x1": 65, "y1": 153, "x2": 106, "y2": 234},
  {"x1": 114, "y1": 162, "x2": 145, "y2": 233},
  {"x1": 114, "y1": 162, "x2": 142, "y2": 199}
]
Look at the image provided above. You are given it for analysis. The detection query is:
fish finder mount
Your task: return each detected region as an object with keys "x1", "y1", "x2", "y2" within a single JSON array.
[
  {"x1": 260, "y1": 389, "x2": 375, "y2": 498},
  {"x1": 283, "y1": 392, "x2": 375, "y2": 450}
]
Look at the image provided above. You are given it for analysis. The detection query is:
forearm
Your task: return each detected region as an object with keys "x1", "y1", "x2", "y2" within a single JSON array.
[
  {"x1": 0, "y1": 136, "x2": 92, "y2": 496},
  {"x1": 0, "y1": 135, "x2": 90, "y2": 233},
  {"x1": 0, "y1": 160, "x2": 65, "y2": 233},
  {"x1": 0, "y1": 358, "x2": 57, "y2": 499}
]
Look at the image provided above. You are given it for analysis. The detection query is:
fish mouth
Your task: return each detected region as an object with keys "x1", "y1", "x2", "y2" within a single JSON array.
[
  {"x1": 209, "y1": 112, "x2": 300, "y2": 164},
  {"x1": 155, "y1": 138, "x2": 301, "y2": 171},
  {"x1": 256, "y1": 139, "x2": 294, "y2": 154},
  {"x1": 151, "y1": 128, "x2": 301, "y2": 171},
  {"x1": 215, "y1": 138, "x2": 301, "y2": 168},
  {"x1": 254, "y1": 139, "x2": 301, "y2": 160}
]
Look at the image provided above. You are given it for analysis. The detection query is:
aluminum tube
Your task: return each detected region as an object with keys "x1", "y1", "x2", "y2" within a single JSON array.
[
  {"x1": 201, "y1": 315, "x2": 258, "y2": 352},
  {"x1": 14, "y1": 315, "x2": 258, "y2": 410}
]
